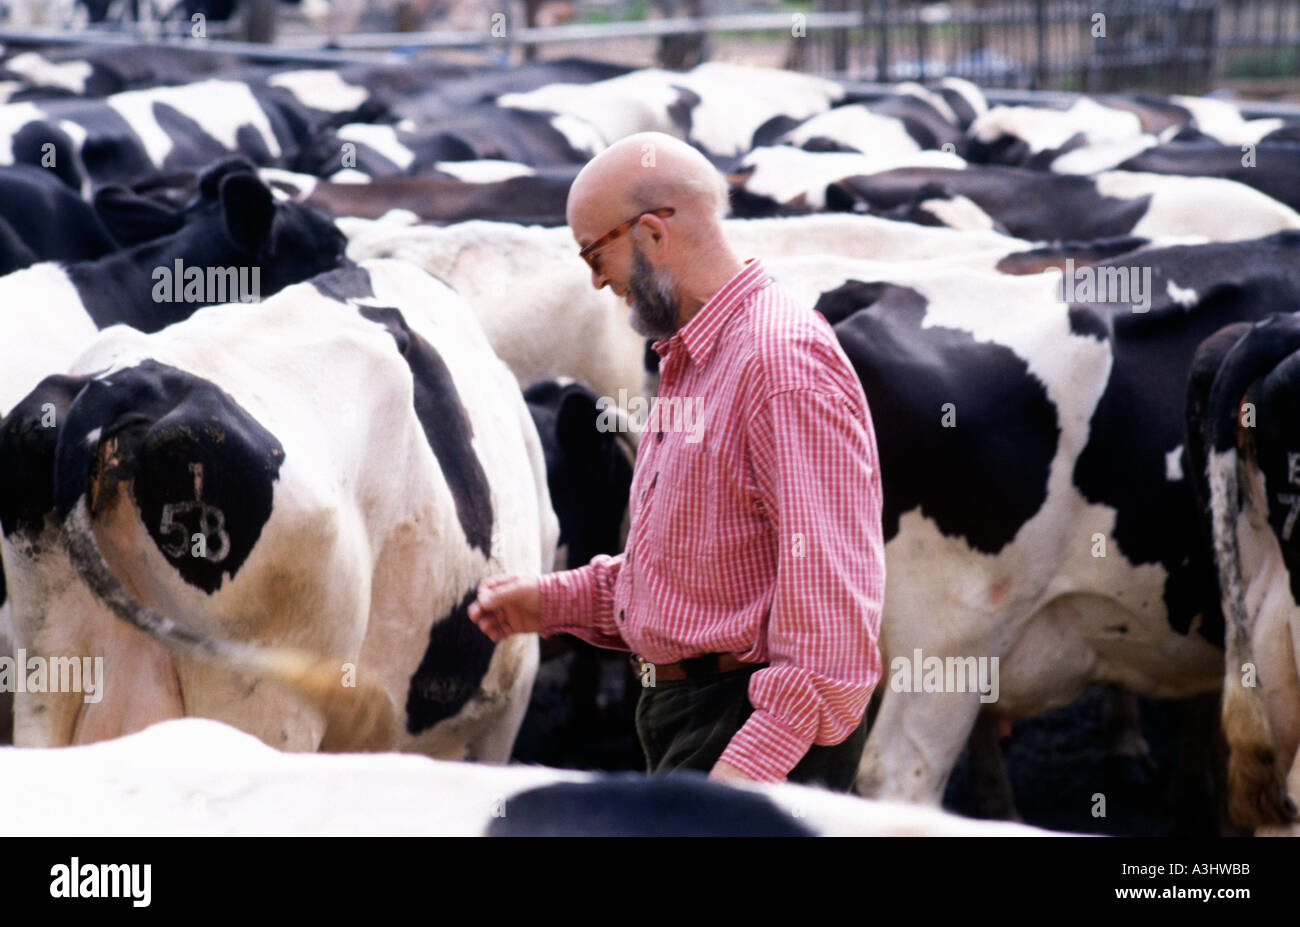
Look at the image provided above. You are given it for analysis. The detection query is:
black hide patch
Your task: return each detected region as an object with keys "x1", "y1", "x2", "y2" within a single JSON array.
[
  {"x1": 405, "y1": 587, "x2": 497, "y2": 734},
  {"x1": 525, "y1": 379, "x2": 633, "y2": 568},
  {"x1": 358, "y1": 305, "x2": 493, "y2": 556},
  {"x1": 53, "y1": 360, "x2": 284, "y2": 595},
  {"x1": 826, "y1": 166, "x2": 1153, "y2": 242},
  {"x1": 311, "y1": 264, "x2": 375, "y2": 303},
  {"x1": 0, "y1": 375, "x2": 90, "y2": 540},
  {"x1": 486, "y1": 773, "x2": 815, "y2": 836},
  {"x1": 153, "y1": 101, "x2": 234, "y2": 173},
  {"x1": 1072, "y1": 277, "x2": 1300, "y2": 647},
  {"x1": 823, "y1": 281, "x2": 1058, "y2": 553}
]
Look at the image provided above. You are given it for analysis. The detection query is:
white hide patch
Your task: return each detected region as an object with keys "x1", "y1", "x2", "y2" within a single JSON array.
[
  {"x1": 1172, "y1": 95, "x2": 1284, "y2": 146},
  {"x1": 499, "y1": 70, "x2": 681, "y2": 148},
  {"x1": 917, "y1": 194, "x2": 998, "y2": 231},
  {"x1": 336, "y1": 123, "x2": 414, "y2": 171},
  {"x1": 434, "y1": 159, "x2": 536, "y2": 183},
  {"x1": 675, "y1": 62, "x2": 843, "y2": 157},
  {"x1": 738, "y1": 145, "x2": 965, "y2": 209},
  {"x1": 1166, "y1": 445, "x2": 1184, "y2": 482},
  {"x1": 4, "y1": 52, "x2": 93, "y2": 94},
  {"x1": 257, "y1": 167, "x2": 319, "y2": 201},
  {"x1": 938, "y1": 77, "x2": 988, "y2": 119},
  {"x1": 1050, "y1": 134, "x2": 1159, "y2": 174},
  {"x1": 267, "y1": 69, "x2": 369, "y2": 113},
  {"x1": 327, "y1": 168, "x2": 371, "y2": 184},
  {"x1": 1095, "y1": 170, "x2": 1300, "y2": 242},
  {"x1": 1166, "y1": 279, "x2": 1198, "y2": 308},
  {"x1": 0, "y1": 102, "x2": 44, "y2": 164},
  {"x1": 778, "y1": 105, "x2": 922, "y2": 157},
  {"x1": 107, "y1": 80, "x2": 282, "y2": 166},
  {"x1": 972, "y1": 98, "x2": 1142, "y2": 154}
]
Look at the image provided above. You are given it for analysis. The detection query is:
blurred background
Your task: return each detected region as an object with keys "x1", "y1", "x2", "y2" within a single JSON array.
[{"x1": 1, "y1": 0, "x2": 1296, "y2": 99}]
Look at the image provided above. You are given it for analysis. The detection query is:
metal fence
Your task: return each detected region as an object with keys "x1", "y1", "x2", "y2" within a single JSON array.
[
  {"x1": 791, "y1": 0, "x2": 1300, "y2": 94},
  {"x1": 3, "y1": 0, "x2": 1298, "y2": 95}
]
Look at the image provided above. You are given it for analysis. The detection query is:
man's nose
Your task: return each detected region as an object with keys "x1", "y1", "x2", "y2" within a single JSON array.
[{"x1": 590, "y1": 266, "x2": 608, "y2": 290}]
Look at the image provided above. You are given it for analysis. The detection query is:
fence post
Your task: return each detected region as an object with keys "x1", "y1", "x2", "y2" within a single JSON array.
[
  {"x1": 1034, "y1": 0, "x2": 1046, "y2": 89},
  {"x1": 875, "y1": 0, "x2": 889, "y2": 82}
]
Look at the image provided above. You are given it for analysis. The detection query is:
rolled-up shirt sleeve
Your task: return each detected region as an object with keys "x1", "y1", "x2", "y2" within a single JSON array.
[
  {"x1": 718, "y1": 386, "x2": 885, "y2": 782},
  {"x1": 537, "y1": 552, "x2": 631, "y2": 651}
]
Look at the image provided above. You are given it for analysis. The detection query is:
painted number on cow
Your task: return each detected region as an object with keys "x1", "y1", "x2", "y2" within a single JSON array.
[
  {"x1": 158, "y1": 463, "x2": 231, "y2": 563},
  {"x1": 1276, "y1": 452, "x2": 1300, "y2": 542}
]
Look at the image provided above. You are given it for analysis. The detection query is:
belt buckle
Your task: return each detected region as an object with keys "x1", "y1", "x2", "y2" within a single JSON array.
[{"x1": 679, "y1": 653, "x2": 717, "y2": 680}]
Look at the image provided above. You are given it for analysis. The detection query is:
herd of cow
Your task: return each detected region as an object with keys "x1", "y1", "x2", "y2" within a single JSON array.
[{"x1": 0, "y1": 38, "x2": 1299, "y2": 836}]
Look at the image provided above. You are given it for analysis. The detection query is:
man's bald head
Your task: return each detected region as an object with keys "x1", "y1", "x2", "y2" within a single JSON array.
[
  {"x1": 567, "y1": 131, "x2": 744, "y2": 337},
  {"x1": 567, "y1": 132, "x2": 730, "y2": 234}
]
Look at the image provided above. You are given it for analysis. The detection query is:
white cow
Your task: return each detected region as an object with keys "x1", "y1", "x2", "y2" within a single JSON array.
[
  {"x1": 0, "y1": 718, "x2": 1066, "y2": 836},
  {"x1": 338, "y1": 211, "x2": 1029, "y2": 406}
]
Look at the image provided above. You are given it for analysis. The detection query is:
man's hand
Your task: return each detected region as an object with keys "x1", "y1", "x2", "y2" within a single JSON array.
[
  {"x1": 468, "y1": 574, "x2": 542, "y2": 642},
  {"x1": 709, "y1": 759, "x2": 758, "y2": 785}
]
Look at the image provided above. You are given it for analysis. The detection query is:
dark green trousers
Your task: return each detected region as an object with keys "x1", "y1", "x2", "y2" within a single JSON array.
[{"x1": 633, "y1": 662, "x2": 869, "y2": 791}]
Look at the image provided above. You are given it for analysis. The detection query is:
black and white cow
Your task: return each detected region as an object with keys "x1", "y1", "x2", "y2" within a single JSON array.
[
  {"x1": 826, "y1": 166, "x2": 1300, "y2": 242},
  {"x1": 262, "y1": 162, "x2": 579, "y2": 226},
  {"x1": 0, "y1": 69, "x2": 380, "y2": 193},
  {"x1": 495, "y1": 63, "x2": 844, "y2": 160},
  {"x1": 338, "y1": 211, "x2": 1030, "y2": 405},
  {"x1": 0, "y1": 44, "x2": 240, "y2": 103},
  {"x1": 0, "y1": 158, "x2": 345, "y2": 415},
  {"x1": 1185, "y1": 311, "x2": 1300, "y2": 834},
  {"x1": 1119, "y1": 140, "x2": 1300, "y2": 213},
  {"x1": 0, "y1": 259, "x2": 557, "y2": 759},
  {"x1": 824, "y1": 232, "x2": 1300, "y2": 806}
]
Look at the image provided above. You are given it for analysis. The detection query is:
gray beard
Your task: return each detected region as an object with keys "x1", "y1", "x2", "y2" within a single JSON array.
[{"x1": 627, "y1": 242, "x2": 680, "y2": 340}]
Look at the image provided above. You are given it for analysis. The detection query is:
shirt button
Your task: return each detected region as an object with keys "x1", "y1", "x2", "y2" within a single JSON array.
[
  {"x1": 652, "y1": 472, "x2": 659, "y2": 488},
  {"x1": 619, "y1": 609, "x2": 626, "y2": 622},
  {"x1": 656, "y1": 431, "x2": 664, "y2": 442}
]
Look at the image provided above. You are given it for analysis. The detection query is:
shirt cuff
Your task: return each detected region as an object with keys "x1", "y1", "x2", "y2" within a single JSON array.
[
  {"x1": 536, "y1": 570, "x2": 578, "y2": 636},
  {"x1": 718, "y1": 709, "x2": 814, "y2": 783}
]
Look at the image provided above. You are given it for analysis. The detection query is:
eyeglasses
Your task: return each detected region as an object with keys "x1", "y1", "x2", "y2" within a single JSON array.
[{"x1": 578, "y1": 207, "x2": 675, "y2": 273}]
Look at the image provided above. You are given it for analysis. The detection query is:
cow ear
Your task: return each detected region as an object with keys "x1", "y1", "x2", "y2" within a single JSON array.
[
  {"x1": 555, "y1": 384, "x2": 603, "y2": 455},
  {"x1": 199, "y1": 157, "x2": 257, "y2": 200},
  {"x1": 93, "y1": 184, "x2": 184, "y2": 246},
  {"x1": 219, "y1": 172, "x2": 276, "y2": 253}
]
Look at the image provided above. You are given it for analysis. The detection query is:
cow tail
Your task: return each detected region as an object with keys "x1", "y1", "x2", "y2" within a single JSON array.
[
  {"x1": 1206, "y1": 445, "x2": 1291, "y2": 827},
  {"x1": 60, "y1": 497, "x2": 396, "y2": 752}
]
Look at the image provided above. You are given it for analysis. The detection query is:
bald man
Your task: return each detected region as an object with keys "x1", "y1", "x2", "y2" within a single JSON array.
[{"x1": 469, "y1": 132, "x2": 885, "y2": 789}]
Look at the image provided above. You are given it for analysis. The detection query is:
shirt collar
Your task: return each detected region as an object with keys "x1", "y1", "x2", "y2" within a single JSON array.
[{"x1": 652, "y1": 258, "x2": 769, "y2": 369}]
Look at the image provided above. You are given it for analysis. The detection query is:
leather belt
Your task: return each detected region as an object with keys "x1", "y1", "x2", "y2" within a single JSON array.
[{"x1": 632, "y1": 652, "x2": 760, "y2": 682}]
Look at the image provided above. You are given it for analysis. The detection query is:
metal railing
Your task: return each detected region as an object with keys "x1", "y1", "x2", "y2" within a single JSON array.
[{"x1": 2, "y1": 0, "x2": 1298, "y2": 95}]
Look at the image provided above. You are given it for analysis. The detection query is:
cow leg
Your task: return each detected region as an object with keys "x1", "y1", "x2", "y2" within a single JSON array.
[
  {"x1": 1100, "y1": 687, "x2": 1155, "y2": 774},
  {"x1": 1255, "y1": 604, "x2": 1300, "y2": 836},
  {"x1": 964, "y1": 709, "x2": 1021, "y2": 820},
  {"x1": 468, "y1": 634, "x2": 539, "y2": 764},
  {"x1": 856, "y1": 689, "x2": 984, "y2": 805}
]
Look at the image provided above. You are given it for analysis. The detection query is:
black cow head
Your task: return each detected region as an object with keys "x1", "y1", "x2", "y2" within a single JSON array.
[{"x1": 525, "y1": 379, "x2": 635, "y2": 569}]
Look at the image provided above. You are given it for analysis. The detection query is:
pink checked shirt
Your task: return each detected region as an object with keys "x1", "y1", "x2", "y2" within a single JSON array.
[{"x1": 537, "y1": 258, "x2": 885, "y2": 782}]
